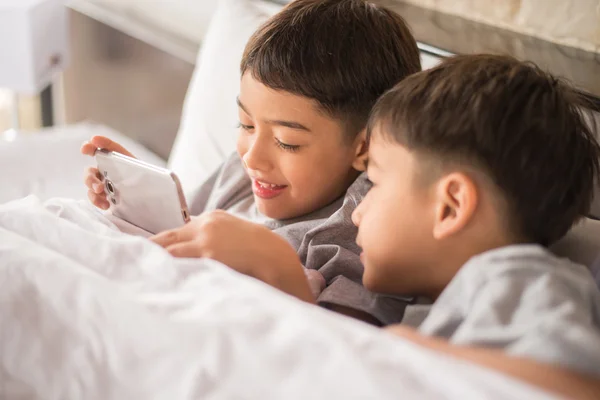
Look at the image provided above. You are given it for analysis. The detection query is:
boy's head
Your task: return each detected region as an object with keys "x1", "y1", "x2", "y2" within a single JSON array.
[
  {"x1": 353, "y1": 54, "x2": 600, "y2": 298},
  {"x1": 237, "y1": 0, "x2": 421, "y2": 220}
]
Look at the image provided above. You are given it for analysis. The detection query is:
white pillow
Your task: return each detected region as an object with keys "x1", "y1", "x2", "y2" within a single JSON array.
[{"x1": 168, "y1": 0, "x2": 279, "y2": 198}]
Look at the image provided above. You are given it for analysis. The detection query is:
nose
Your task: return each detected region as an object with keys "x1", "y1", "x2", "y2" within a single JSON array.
[
  {"x1": 352, "y1": 201, "x2": 363, "y2": 227},
  {"x1": 242, "y1": 134, "x2": 272, "y2": 173}
]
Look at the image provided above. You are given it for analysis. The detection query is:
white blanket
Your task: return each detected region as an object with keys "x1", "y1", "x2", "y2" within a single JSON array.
[{"x1": 0, "y1": 197, "x2": 557, "y2": 400}]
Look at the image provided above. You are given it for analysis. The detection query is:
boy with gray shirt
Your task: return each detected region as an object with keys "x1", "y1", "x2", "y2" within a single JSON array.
[{"x1": 84, "y1": 0, "x2": 422, "y2": 325}]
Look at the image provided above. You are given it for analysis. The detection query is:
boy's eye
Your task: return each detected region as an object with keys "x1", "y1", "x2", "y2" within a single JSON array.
[
  {"x1": 275, "y1": 138, "x2": 301, "y2": 152},
  {"x1": 238, "y1": 122, "x2": 254, "y2": 131}
]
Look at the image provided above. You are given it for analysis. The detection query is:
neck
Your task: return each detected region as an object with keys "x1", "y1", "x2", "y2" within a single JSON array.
[{"x1": 427, "y1": 229, "x2": 521, "y2": 300}]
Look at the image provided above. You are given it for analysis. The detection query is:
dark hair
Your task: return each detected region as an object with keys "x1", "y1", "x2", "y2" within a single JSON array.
[
  {"x1": 240, "y1": 0, "x2": 421, "y2": 139},
  {"x1": 369, "y1": 54, "x2": 600, "y2": 245}
]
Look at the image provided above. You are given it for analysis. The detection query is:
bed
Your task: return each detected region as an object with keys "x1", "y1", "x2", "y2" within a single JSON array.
[{"x1": 1, "y1": 0, "x2": 599, "y2": 398}]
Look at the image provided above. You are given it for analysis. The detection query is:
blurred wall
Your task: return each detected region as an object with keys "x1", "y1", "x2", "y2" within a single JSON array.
[{"x1": 62, "y1": 10, "x2": 194, "y2": 160}]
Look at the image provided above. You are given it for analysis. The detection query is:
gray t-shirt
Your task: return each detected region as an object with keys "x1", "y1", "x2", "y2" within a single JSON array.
[
  {"x1": 403, "y1": 245, "x2": 600, "y2": 377},
  {"x1": 187, "y1": 153, "x2": 412, "y2": 325}
]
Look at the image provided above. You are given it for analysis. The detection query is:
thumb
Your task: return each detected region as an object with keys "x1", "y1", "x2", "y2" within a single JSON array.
[{"x1": 90, "y1": 136, "x2": 135, "y2": 158}]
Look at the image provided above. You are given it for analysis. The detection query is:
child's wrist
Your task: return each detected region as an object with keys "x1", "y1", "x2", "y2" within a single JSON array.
[{"x1": 255, "y1": 238, "x2": 315, "y2": 304}]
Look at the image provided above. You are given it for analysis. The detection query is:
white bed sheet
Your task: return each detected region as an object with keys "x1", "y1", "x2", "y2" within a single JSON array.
[
  {"x1": 0, "y1": 123, "x2": 165, "y2": 205},
  {"x1": 0, "y1": 196, "x2": 558, "y2": 400}
]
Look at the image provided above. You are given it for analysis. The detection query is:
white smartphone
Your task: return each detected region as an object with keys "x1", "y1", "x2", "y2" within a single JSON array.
[{"x1": 95, "y1": 149, "x2": 191, "y2": 234}]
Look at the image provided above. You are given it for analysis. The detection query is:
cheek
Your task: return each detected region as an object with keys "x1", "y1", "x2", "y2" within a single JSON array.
[
  {"x1": 359, "y1": 193, "x2": 404, "y2": 277},
  {"x1": 279, "y1": 159, "x2": 313, "y2": 190},
  {"x1": 361, "y1": 231, "x2": 405, "y2": 294},
  {"x1": 358, "y1": 195, "x2": 390, "y2": 252},
  {"x1": 284, "y1": 147, "x2": 353, "y2": 190}
]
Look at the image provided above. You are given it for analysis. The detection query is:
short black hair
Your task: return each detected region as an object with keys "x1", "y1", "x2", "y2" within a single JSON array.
[
  {"x1": 369, "y1": 54, "x2": 600, "y2": 245},
  {"x1": 241, "y1": 0, "x2": 421, "y2": 138}
]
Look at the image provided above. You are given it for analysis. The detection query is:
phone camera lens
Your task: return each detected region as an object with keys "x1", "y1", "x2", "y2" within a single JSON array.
[{"x1": 105, "y1": 180, "x2": 115, "y2": 194}]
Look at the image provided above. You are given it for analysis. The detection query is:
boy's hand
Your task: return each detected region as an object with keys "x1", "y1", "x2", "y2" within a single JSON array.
[
  {"x1": 150, "y1": 211, "x2": 315, "y2": 303},
  {"x1": 80, "y1": 136, "x2": 136, "y2": 210},
  {"x1": 385, "y1": 324, "x2": 422, "y2": 340}
]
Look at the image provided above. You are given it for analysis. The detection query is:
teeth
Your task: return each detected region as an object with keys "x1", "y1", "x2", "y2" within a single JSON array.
[
  {"x1": 259, "y1": 181, "x2": 269, "y2": 188},
  {"x1": 258, "y1": 180, "x2": 279, "y2": 189}
]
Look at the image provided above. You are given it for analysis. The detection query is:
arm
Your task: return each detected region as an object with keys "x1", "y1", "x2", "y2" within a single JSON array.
[
  {"x1": 387, "y1": 325, "x2": 600, "y2": 400},
  {"x1": 150, "y1": 211, "x2": 315, "y2": 303},
  {"x1": 151, "y1": 210, "x2": 408, "y2": 325}
]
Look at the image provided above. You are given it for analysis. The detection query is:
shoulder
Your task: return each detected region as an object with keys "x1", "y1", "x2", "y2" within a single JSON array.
[
  {"x1": 188, "y1": 152, "x2": 252, "y2": 214},
  {"x1": 217, "y1": 152, "x2": 247, "y2": 177},
  {"x1": 444, "y1": 245, "x2": 600, "y2": 310},
  {"x1": 465, "y1": 244, "x2": 593, "y2": 283},
  {"x1": 276, "y1": 174, "x2": 367, "y2": 258}
]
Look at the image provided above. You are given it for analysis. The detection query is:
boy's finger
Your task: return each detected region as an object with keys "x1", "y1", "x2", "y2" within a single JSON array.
[
  {"x1": 87, "y1": 190, "x2": 110, "y2": 210},
  {"x1": 166, "y1": 241, "x2": 203, "y2": 258},
  {"x1": 84, "y1": 167, "x2": 103, "y2": 190},
  {"x1": 150, "y1": 229, "x2": 181, "y2": 248},
  {"x1": 84, "y1": 174, "x2": 103, "y2": 192},
  {"x1": 93, "y1": 183, "x2": 105, "y2": 194},
  {"x1": 90, "y1": 136, "x2": 135, "y2": 158},
  {"x1": 80, "y1": 141, "x2": 97, "y2": 156},
  {"x1": 150, "y1": 227, "x2": 194, "y2": 248}
]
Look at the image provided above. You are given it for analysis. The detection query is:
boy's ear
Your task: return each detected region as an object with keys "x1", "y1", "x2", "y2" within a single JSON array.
[
  {"x1": 352, "y1": 129, "x2": 369, "y2": 172},
  {"x1": 432, "y1": 173, "x2": 478, "y2": 240}
]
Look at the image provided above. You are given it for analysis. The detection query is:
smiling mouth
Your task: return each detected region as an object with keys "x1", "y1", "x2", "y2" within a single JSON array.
[{"x1": 252, "y1": 179, "x2": 288, "y2": 199}]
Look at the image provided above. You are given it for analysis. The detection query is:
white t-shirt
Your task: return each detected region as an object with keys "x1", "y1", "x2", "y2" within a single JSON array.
[{"x1": 404, "y1": 245, "x2": 600, "y2": 377}]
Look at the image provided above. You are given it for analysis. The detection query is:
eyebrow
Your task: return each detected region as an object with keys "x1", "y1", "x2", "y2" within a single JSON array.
[
  {"x1": 236, "y1": 97, "x2": 312, "y2": 132},
  {"x1": 236, "y1": 97, "x2": 251, "y2": 116},
  {"x1": 266, "y1": 119, "x2": 311, "y2": 132}
]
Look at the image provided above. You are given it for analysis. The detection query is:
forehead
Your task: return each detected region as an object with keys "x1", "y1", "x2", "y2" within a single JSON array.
[
  {"x1": 239, "y1": 73, "x2": 349, "y2": 138},
  {"x1": 240, "y1": 73, "x2": 334, "y2": 121}
]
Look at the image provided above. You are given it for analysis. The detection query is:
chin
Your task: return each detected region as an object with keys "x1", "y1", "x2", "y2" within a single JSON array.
[
  {"x1": 256, "y1": 200, "x2": 292, "y2": 220},
  {"x1": 362, "y1": 263, "x2": 406, "y2": 295},
  {"x1": 362, "y1": 267, "x2": 385, "y2": 293}
]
